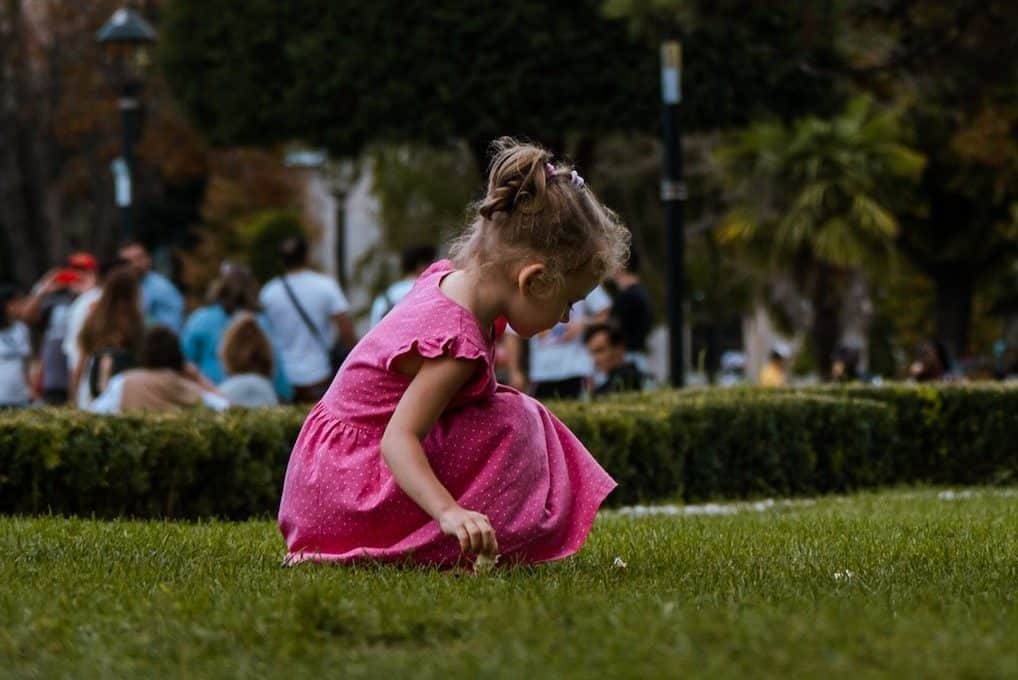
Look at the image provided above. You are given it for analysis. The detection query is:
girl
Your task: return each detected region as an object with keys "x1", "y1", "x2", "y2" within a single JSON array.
[
  {"x1": 218, "y1": 313, "x2": 279, "y2": 408},
  {"x1": 74, "y1": 266, "x2": 145, "y2": 404},
  {"x1": 278, "y1": 138, "x2": 630, "y2": 568}
]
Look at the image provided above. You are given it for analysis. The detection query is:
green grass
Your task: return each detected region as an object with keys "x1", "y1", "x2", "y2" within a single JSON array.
[{"x1": 2, "y1": 489, "x2": 1016, "y2": 679}]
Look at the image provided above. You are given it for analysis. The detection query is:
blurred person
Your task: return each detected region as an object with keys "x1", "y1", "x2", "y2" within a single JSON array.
[
  {"x1": 66, "y1": 258, "x2": 129, "y2": 408},
  {"x1": 181, "y1": 262, "x2": 292, "y2": 402},
  {"x1": 831, "y1": 345, "x2": 872, "y2": 383},
  {"x1": 20, "y1": 259, "x2": 93, "y2": 404},
  {"x1": 119, "y1": 239, "x2": 185, "y2": 332},
  {"x1": 608, "y1": 246, "x2": 654, "y2": 373},
  {"x1": 759, "y1": 346, "x2": 789, "y2": 387},
  {"x1": 506, "y1": 286, "x2": 612, "y2": 400},
  {"x1": 61, "y1": 253, "x2": 102, "y2": 382},
  {"x1": 259, "y1": 234, "x2": 357, "y2": 403},
  {"x1": 583, "y1": 322, "x2": 643, "y2": 397},
  {"x1": 217, "y1": 313, "x2": 279, "y2": 408},
  {"x1": 909, "y1": 340, "x2": 952, "y2": 382},
  {"x1": 370, "y1": 245, "x2": 437, "y2": 327},
  {"x1": 75, "y1": 266, "x2": 145, "y2": 404},
  {"x1": 0, "y1": 284, "x2": 32, "y2": 408},
  {"x1": 89, "y1": 326, "x2": 228, "y2": 414}
]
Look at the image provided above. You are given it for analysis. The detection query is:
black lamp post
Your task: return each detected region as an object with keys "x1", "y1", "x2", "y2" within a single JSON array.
[
  {"x1": 97, "y1": 7, "x2": 156, "y2": 243},
  {"x1": 660, "y1": 37, "x2": 686, "y2": 387}
]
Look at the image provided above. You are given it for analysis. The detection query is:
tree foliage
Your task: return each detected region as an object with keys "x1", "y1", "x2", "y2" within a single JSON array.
[
  {"x1": 717, "y1": 96, "x2": 925, "y2": 374},
  {"x1": 160, "y1": 1, "x2": 657, "y2": 166}
]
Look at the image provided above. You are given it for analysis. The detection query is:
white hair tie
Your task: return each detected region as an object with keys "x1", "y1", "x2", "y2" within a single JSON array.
[{"x1": 570, "y1": 170, "x2": 585, "y2": 188}]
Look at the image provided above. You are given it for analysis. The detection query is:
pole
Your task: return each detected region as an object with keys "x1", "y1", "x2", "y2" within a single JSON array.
[
  {"x1": 661, "y1": 39, "x2": 686, "y2": 387},
  {"x1": 118, "y1": 91, "x2": 140, "y2": 241}
]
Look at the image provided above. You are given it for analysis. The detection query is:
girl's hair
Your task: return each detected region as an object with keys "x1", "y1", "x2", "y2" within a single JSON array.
[
  {"x1": 79, "y1": 266, "x2": 144, "y2": 357},
  {"x1": 220, "y1": 313, "x2": 274, "y2": 378},
  {"x1": 210, "y1": 263, "x2": 261, "y2": 315},
  {"x1": 450, "y1": 138, "x2": 630, "y2": 294},
  {"x1": 139, "y1": 326, "x2": 185, "y2": 372}
]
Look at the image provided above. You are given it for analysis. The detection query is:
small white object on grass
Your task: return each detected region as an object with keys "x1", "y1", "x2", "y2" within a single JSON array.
[
  {"x1": 833, "y1": 570, "x2": 856, "y2": 581},
  {"x1": 612, "y1": 556, "x2": 627, "y2": 569},
  {"x1": 473, "y1": 553, "x2": 499, "y2": 574}
]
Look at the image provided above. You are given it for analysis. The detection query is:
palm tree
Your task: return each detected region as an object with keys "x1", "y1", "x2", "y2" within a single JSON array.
[{"x1": 717, "y1": 96, "x2": 925, "y2": 376}]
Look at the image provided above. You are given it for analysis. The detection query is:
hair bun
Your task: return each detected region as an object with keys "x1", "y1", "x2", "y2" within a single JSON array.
[{"x1": 478, "y1": 138, "x2": 552, "y2": 220}]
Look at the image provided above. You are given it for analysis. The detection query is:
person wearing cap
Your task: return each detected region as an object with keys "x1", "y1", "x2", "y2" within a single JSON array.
[
  {"x1": 62, "y1": 253, "x2": 101, "y2": 379},
  {"x1": 21, "y1": 257, "x2": 95, "y2": 404},
  {"x1": 119, "y1": 240, "x2": 185, "y2": 332}
]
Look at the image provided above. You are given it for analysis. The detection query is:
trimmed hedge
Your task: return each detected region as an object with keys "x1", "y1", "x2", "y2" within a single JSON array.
[{"x1": 0, "y1": 385, "x2": 1014, "y2": 518}]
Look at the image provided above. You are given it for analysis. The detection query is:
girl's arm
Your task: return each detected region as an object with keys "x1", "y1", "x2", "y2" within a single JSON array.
[{"x1": 381, "y1": 356, "x2": 498, "y2": 557}]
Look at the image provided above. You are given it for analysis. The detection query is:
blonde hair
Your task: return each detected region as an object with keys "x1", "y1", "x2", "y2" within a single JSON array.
[{"x1": 450, "y1": 137, "x2": 630, "y2": 295}]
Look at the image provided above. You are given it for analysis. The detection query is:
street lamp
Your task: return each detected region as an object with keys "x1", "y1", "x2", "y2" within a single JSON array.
[
  {"x1": 97, "y1": 6, "x2": 156, "y2": 242},
  {"x1": 660, "y1": 37, "x2": 686, "y2": 387}
]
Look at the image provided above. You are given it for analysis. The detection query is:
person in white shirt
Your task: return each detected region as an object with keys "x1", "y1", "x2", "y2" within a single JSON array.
[
  {"x1": 506, "y1": 285, "x2": 612, "y2": 399},
  {"x1": 259, "y1": 234, "x2": 357, "y2": 402},
  {"x1": 0, "y1": 284, "x2": 32, "y2": 408},
  {"x1": 369, "y1": 245, "x2": 436, "y2": 327}
]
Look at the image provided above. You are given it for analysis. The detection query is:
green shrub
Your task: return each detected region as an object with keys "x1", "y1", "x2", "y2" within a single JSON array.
[{"x1": 0, "y1": 385, "x2": 1014, "y2": 519}]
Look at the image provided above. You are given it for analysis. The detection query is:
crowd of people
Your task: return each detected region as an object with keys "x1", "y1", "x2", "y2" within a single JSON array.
[{"x1": 0, "y1": 236, "x2": 655, "y2": 413}]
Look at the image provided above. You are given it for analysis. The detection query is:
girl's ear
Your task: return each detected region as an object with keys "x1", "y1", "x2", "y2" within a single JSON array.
[{"x1": 517, "y1": 263, "x2": 547, "y2": 297}]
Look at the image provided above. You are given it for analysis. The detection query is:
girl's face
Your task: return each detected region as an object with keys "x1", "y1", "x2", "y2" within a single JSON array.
[{"x1": 505, "y1": 262, "x2": 601, "y2": 339}]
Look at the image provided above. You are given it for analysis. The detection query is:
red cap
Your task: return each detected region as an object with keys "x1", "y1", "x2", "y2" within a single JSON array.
[
  {"x1": 67, "y1": 252, "x2": 98, "y2": 272},
  {"x1": 53, "y1": 269, "x2": 83, "y2": 286}
]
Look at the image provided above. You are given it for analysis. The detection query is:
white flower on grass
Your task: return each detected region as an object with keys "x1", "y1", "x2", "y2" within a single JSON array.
[
  {"x1": 473, "y1": 553, "x2": 499, "y2": 574},
  {"x1": 833, "y1": 570, "x2": 856, "y2": 582},
  {"x1": 612, "y1": 556, "x2": 628, "y2": 569}
]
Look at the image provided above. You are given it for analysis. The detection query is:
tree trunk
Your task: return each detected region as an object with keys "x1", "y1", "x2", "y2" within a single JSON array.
[
  {"x1": 811, "y1": 262, "x2": 841, "y2": 379},
  {"x1": 933, "y1": 269, "x2": 973, "y2": 361},
  {"x1": 0, "y1": 0, "x2": 48, "y2": 286}
]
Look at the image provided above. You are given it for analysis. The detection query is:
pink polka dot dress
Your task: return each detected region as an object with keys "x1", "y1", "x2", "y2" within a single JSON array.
[{"x1": 278, "y1": 260, "x2": 617, "y2": 567}]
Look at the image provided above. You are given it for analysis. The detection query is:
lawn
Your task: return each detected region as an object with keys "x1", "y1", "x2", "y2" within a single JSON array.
[{"x1": 2, "y1": 489, "x2": 1016, "y2": 679}]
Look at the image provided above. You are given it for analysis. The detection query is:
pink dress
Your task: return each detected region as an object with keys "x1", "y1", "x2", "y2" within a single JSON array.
[{"x1": 278, "y1": 260, "x2": 617, "y2": 567}]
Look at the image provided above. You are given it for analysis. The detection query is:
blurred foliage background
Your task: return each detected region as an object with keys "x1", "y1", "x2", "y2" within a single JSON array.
[{"x1": 1, "y1": 0, "x2": 1014, "y2": 378}]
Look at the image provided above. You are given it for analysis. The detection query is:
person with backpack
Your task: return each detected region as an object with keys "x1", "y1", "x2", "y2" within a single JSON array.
[{"x1": 259, "y1": 235, "x2": 357, "y2": 403}]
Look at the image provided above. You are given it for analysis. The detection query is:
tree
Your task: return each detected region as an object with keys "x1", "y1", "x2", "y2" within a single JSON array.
[
  {"x1": 841, "y1": 0, "x2": 1018, "y2": 357},
  {"x1": 0, "y1": 0, "x2": 208, "y2": 287},
  {"x1": 160, "y1": 1, "x2": 658, "y2": 172},
  {"x1": 717, "y1": 96, "x2": 925, "y2": 375}
]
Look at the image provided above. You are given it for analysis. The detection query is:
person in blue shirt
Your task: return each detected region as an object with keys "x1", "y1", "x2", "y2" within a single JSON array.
[
  {"x1": 119, "y1": 240, "x2": 185, "y2": 332},
  {"x1": 180, "y1": 262, "x2": 292, "y2": 402}
]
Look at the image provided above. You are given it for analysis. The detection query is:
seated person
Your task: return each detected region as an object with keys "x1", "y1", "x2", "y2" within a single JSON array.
[
  {"x1": 218, "y1": 313, "x2": 279, "y2": 408},
  {"x1": 583, "y1": 322, "x2": 643, "y2": 397},
  {"x1": 89, "y1": 326, "x2": 228, "y2": 414}
]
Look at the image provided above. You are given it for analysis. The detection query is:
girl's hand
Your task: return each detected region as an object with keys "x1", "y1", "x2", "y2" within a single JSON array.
[{"x1": 439, "y1": 505, "x2": 499, "y2": 556}]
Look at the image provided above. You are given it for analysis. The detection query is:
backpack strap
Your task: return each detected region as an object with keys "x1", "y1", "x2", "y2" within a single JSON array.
[{"x1": 280, "y1": 275, "x2": 330, "y2": 354}]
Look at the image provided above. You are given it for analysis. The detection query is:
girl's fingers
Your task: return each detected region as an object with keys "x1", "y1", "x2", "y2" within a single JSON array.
[
  {"x1": 465, "y1": 520, "x2": 485, "y2": 553},
  {"x1": 475, "y1": 516, "x2": 498, "y2": 555},
  {"x1": 456, "y1": 527, "x2": 470, "y2": 553}
]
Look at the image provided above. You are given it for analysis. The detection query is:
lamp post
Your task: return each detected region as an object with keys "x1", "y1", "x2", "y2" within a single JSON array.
[
  {"x1": 97, "y1": 7, "x2": 156, "y2": 243},
  {"x1": 660, "y1": 38, "x2": 686, "y2": 387}
]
